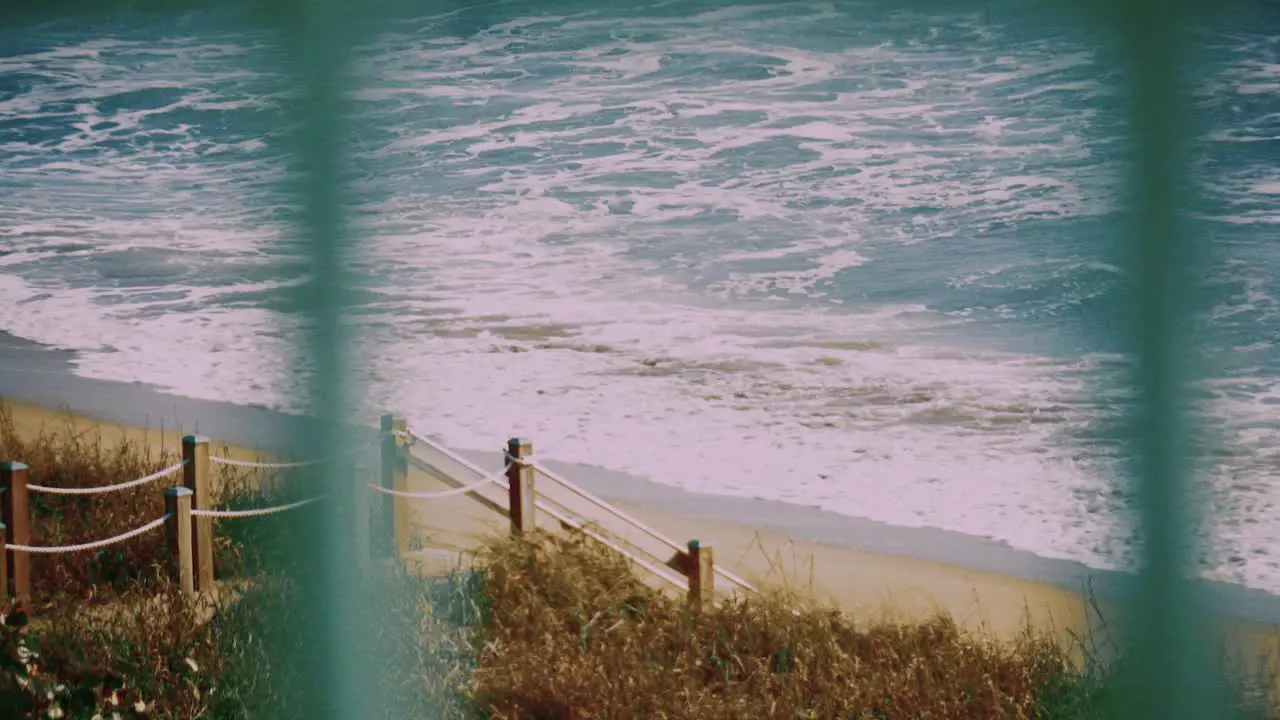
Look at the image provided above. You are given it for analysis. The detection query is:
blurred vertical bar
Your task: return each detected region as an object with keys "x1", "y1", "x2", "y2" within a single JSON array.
[
  {"x1": 269, "y1": 0, "x2": 378, "y2": 718},
  {"x1": 1111, "y1": 0, "x2": 1220, "y2": 717}
]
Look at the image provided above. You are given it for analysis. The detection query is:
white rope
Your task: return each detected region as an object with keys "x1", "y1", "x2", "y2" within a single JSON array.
[
  {"x1": 404, "y1": 430, "x2": 493, "y2": 479},
  {"x1": 367, "y1": 463, "x2": 509, "y2": 500},
  {"x1": 523, "y1": 455, "x2": 759, "y2": 595},
  {"x1": 191, "y1": 495, "x2": 326, "y2": 518},
  {"x1": 405, "y1": 427, "x2": 754, "y2": 594},
  {"x1": 7, "y1": 515, "x2": 169, "y2": 554},
  {"x1": 209, "y1": 438, "x2": 380, "y2": 470},
  {"x1": 26, "y1": 461, "x2": 187, "y2": 496},
  {"x1": 210, "y1": 456, "x2": 323, "y2": 469}
]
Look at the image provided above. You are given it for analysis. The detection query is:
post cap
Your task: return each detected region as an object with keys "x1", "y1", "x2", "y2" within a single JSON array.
[
  {"x1": 165, "y1": 486, "x2": 193, "y2": 497},
  {"x1": 181, "y1": 435, "x2": 209, "y2": 445},
  {"x1": 688, "y1": 539, "x2": 700, "y2": 550},
  {"x1": 0, "y1": 461, "x2": 28, "y2": 471},
  {"x1": 507, "y1": 437, "x2": 533, "y2": 455}
]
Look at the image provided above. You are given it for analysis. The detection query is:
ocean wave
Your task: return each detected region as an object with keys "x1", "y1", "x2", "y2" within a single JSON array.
[{"x1": 0, "y1": 1, "x2": 1279, "y2": 594}]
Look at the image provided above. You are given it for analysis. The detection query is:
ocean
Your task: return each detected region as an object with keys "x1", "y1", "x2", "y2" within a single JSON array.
[{"x1": 1, "y1": 0, "x2": 1279, "y2": 593}]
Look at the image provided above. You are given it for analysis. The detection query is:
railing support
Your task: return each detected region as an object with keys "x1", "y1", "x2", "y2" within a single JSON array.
[
  {"x1": 380, "y1": 414, "x2": 408, "y2": 556},
  {"x1": 0, "y1": 462, "x2": 30, "y2": 609},
  {"x1": 165, "y1": 486, "x2": 194, "y2": 600},
  {"x1": 0, "y1": 521, "x2": 7, "y2": 611},
  {"x1": 182, "y1": 436, "x2": 214, "y2": 593},
  {"x1": 506, "y1": 438, "x2": 535, "y2": 535},
  {"x1": 687, "y1": 539, "x2": 714, "y2": 613}
]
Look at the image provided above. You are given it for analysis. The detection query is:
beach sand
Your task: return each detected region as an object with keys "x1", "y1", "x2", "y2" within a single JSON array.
[{"x1": 0, "y1": 329, "x2": 1276, "y2": 683}]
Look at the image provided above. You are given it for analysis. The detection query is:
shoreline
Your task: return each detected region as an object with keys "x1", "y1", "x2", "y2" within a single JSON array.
[{"x1": 2, "y1": 329, "x2": 1280, "y2": 634}]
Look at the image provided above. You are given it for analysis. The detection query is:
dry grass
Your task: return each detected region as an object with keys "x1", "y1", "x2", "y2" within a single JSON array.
[
  {"x1": 469, "y1": 530, "x2": 1075, "y2": 719},
  {"x1": 0, "y1": 404, "x2": 183, "y2": 607},
  {"x1": 0, "y1": 402, "x2": 301, "y2": 609}
]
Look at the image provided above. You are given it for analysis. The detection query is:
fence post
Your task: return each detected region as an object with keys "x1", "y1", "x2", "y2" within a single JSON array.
[
  {"x1": 379, "y1": 414, "x2": 408, "y2": 557},
  {"x1": 0, "y1": 521, "x2": 7, "y2": 610},
  {"x1": 165, "y1": 486, "x2": 194, "y2": 600},
  {"x1": 687, "y1": 539, "x2": 714, "y2": 613},
  {"x1": 0, "y1": 462, "x2": 30, "y2": 609},
  {"x1": 182, "y1": 436, "x2": 214, "y2": 593},
  {"x1": 506, "y1": 438, "x2": 535, "y2": 535}
]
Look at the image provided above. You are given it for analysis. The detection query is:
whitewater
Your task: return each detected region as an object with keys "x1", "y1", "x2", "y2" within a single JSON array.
[{"x1": 2, "y1": 1, "x2": 1280, "y2": 592}]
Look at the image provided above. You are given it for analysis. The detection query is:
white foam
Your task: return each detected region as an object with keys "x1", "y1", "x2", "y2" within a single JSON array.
[{"x1": 2, "y1": 4, "x2": 1279, "y2": 596}]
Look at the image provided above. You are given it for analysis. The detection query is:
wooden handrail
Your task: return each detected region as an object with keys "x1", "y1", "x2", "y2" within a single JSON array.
[
  {"x1": 400, "y1": 429, "x2": 751, "y2": 596},
  {"x1": 529, "y1": 461, "x2": 757, "y2": 594},
  {"x1": 534, "y1": 495, "x2": 688, "y2": 592}
]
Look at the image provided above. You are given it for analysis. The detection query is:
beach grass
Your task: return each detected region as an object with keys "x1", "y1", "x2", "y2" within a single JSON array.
[{"x1": 0, "y1": 403, "x2": 1276, "y2": 718}]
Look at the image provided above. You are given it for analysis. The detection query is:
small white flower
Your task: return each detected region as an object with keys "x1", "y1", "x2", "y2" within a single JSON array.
[
  {"x1": 53, "y1": 684, "x2": 66, "y2": 695},
  {"x1": 46, "y1": 704, "x2": 63, "y2": 719},
  {"x1": 184, "y1": 657, "x2": 199, "y2": 674},
  {"x1": 90, "y1": 715, "x2": 103, "y2": 720},
  {"x1": 111, "y1": 713, "x2": 123, "y2": 720},
  {"x1": 16, "y1": 645, "x2": 32, "y2": 661},
  {"x1": 133, "y1": 700, "x2": 147, "y2": 713}
]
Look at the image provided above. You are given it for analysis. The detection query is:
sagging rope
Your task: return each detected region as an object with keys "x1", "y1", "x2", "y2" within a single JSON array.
[
  {"x1": 26, "y1": 461, "x2": 187, "y2": 496},
  {"x1": 190, "y1": 495, "x2": 326, "y2": 518},
  {"x1": 209, "y1": 437, "x2": 382, "y2": 470},
  {"x1": 210, "y1": 456, "x2": 323, "y2": 469},
  {"x1": 7, "y1": 515, "x2": 169, "y2": 554},
  {"x1": 366, "y1": 462, "x2": 510, "y2": 500}
]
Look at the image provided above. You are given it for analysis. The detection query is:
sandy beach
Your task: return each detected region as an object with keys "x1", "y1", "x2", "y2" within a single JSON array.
[{"x1": 0, "y1": 329, "x2": 1277, "y2": 679}]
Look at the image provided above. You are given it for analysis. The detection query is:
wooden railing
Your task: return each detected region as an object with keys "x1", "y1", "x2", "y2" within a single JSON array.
[{"x1": 382, "y1": 416, "x2": 757, "y2": 608}]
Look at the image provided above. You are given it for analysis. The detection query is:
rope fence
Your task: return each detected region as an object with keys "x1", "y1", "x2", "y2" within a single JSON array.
[
  {"x1": 366, "y1": 462, "x2": 508, "y2": 499},
  {"x1": 0, "y1": 416, "x2": 751, "y2": 612},
  {"x1": 191, "y1": 495, "x2": 327, "y2": 518},
  {"x1": 6, "y1": 515, "x2": 169, "y2": 554},
  {"x1": 397, "y1": 423, "x2": 740, "y2": 607},
  {"x1": 26, "y1": 461, "x2": 187, "y2": 496},
  {"x1": 523, "y1": 455, "x2": 758, "y2": 594},
  {"x1": 210, "y1": 456, "x2": 324, "y2": 469},
  {"x1": 209, "y1": 436, "x2": 382, "y2": 470}
]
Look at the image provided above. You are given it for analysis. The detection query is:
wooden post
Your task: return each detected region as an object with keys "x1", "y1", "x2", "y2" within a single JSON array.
[
  {"x1": 182, "y1": 436, "x2": 214, "y2": 593},
  {"x1": 687, "y1": 539, "x2": 715, "y2": 613},
  {"x1": 0, "y1": 521, "x2": 7, "y2": 610},
  {"x1": 380, "y1": 414, "x2": 408, "y2": 556},
  {"x1": 506, "y1": 438, "x2": 535, "y2": 535},
  {"x1": 165, "y1": 486, "x2": 194, "y2": 600},
  {"x1": 0, "y1": 462, "x2": 30, "y2": 609}
]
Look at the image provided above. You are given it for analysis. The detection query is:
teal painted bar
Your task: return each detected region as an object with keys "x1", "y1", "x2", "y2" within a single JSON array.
[
  {"x1": 274, "y1": 1, "x2": 393, "y2": 718},
  {"x1": 1106, "y1": 0, "x2": 1224, "y2": 717},
  {"x1": 0, "y1": 462, "x2": 27, "y2": 472}
]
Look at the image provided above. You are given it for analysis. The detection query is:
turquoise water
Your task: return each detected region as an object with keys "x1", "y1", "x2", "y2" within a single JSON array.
[{"x1": 2, "y1": 1, "x2": 1280, "y2": 591}]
